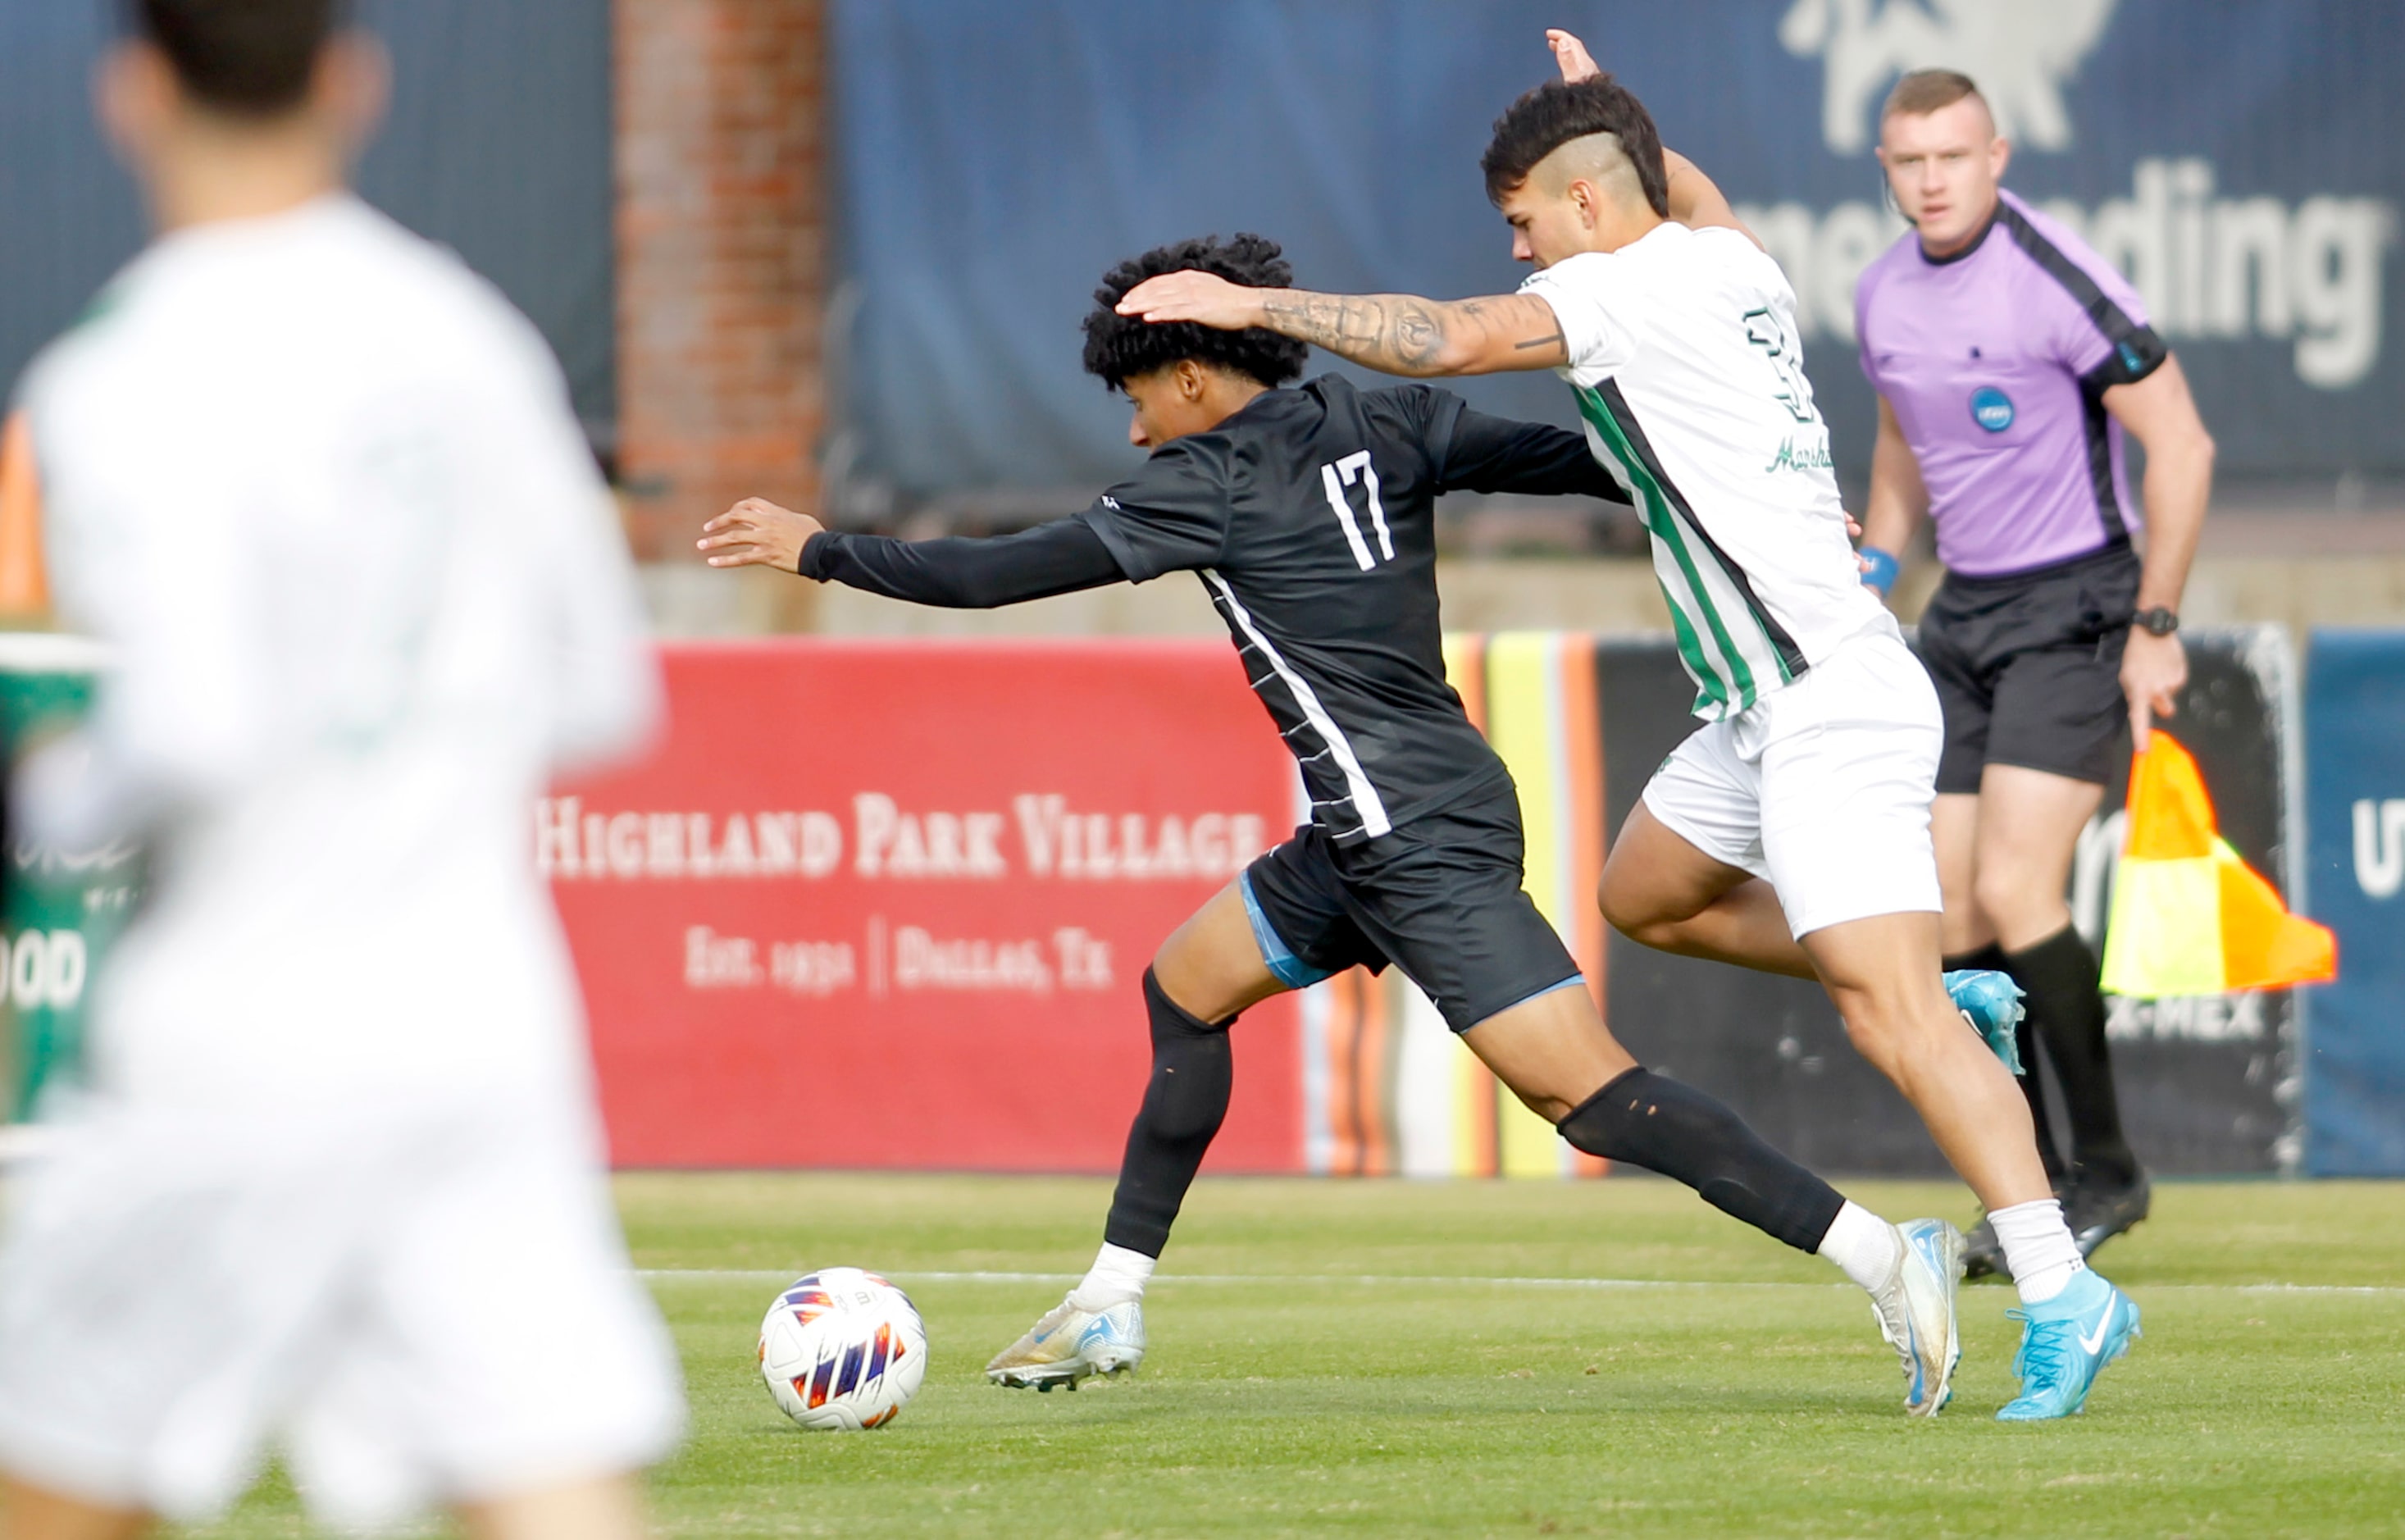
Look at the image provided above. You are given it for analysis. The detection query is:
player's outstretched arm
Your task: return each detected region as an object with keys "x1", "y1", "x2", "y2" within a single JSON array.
[
  {"x1": 1433, "y1": 403, "x2": 1630, "y2": 504},
  {"x1": 700, "y1": 498, "x2": 826, "y2": 572},
  {"x1": 1660, "y1": 150, "x2": 1763, "y2": 250},
  {"x1": 700, "y1": 499, "x2": 1125, "y2": 608},
  {"x1": 1115, "y1": 273, "x2": 1565, "y2": 377}
]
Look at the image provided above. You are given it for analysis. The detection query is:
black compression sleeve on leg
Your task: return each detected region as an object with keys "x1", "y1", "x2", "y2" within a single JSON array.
[
  {"x1": 1947, "y1": 941, "x2": 2066, "y2": 1182},
  {"x1": 2006, "y1": 925, "x2": 2136, "y2": 1186},
  {"x1": 1101, "y1": 969, "x2": 1235, "y2": 1258},
  {"x1": 1558, "y1": 1069, "x2": 1846, "y2": 1255}
]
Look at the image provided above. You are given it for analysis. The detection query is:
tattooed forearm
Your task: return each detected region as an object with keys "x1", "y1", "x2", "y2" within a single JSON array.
[
  {"x1": 1258, "y1": 292, "x2": 1449, "y2": 373},
  {"x1": 1255, "y1": 289, "x2": 1565, "y2": 376}
]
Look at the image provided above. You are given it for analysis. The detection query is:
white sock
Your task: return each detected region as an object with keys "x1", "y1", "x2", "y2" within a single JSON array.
[
  {"x1": 1990, "y1": 1197, "x2": 2085, "y2": 1304},
  {"x1": 1817, "y1": 1201, "x2": 1902, "y2": 1292},
  {"x1": 1068, "y1": 1242, "x2": 1155, "y2": 1310}
]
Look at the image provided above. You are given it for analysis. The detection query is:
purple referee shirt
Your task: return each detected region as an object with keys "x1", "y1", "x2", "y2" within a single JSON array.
[{"x1": 1856, "y1": 188, "x2": 2168, "y2": 578}]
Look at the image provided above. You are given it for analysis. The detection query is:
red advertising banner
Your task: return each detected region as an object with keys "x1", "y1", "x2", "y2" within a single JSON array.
[{"x1": 548, "y1": 639, "x2": 1303, "y2": 1173}]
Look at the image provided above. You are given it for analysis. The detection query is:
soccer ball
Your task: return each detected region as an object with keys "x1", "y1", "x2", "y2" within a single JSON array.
[{"x1": 758, "y1": 1267, "x2": 927, "y2": 1430}]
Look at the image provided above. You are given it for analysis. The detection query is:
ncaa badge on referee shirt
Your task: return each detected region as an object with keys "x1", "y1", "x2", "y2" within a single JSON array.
[{"x1": 1969, "y1": 387, "x2": 2015, "y2": 433}]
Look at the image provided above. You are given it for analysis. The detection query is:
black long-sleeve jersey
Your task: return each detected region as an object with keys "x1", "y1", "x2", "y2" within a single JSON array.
[{"x1": 804, "y1": 373, "x2": 1628, "y2": 845}]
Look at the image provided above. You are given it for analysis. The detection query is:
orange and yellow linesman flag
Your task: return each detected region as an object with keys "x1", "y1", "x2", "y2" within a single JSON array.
[{"x1": 2100, "y1": 733, "x2": 2335, "y2": 997}]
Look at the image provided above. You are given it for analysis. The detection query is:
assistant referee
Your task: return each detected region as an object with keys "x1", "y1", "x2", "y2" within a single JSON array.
[{"x1": 1854, "y1": 70, "x2": 2215, "y2": 1275}]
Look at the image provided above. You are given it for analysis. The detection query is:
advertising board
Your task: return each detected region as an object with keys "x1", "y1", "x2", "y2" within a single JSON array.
[{"x1": 550, "y1": 639, "x2": 1305, "y2": 1171}]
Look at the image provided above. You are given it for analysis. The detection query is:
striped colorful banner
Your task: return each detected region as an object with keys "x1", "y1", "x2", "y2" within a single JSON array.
[{"x1": 1300, "y1": 632, "x2": 1610, "y2": 1179}]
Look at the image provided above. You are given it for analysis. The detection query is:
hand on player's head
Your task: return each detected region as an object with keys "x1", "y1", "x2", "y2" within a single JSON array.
[
  {"x1": 1546, "y1": 29, "x2": 1602, "y2": 83},
  {"x1": 1114, "y1": 271, "x2": 1266, "y2": 333},
  {"x1": 699, "y1": 498, "x2": 822, "y2": 572}
]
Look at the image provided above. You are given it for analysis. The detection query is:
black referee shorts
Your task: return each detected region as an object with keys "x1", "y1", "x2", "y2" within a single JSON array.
[
  {"x1": 1916, "y1": 543, "x2": 2140, "y2": 794},
  {"x1": 1238, "y1": 790, "x2": 1583, "y2": 1035}
]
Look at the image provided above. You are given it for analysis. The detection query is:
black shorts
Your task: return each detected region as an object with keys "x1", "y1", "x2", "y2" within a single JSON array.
[
  {"x1": 1917, "y1": 543, "x2": 2139, "y2": 794},
  {"x1": 1237, "y1": 791, "x2": 1583, "y2": 1035}
]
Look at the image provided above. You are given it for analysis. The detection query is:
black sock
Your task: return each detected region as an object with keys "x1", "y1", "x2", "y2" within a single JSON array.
[
  {"x1": 1942, "y1": 941, "x2": 2008, "y2": 974},
  {"x1": 1101, "y1": 969, "x2": 1234, "y2": 1257},
  {"x1": 1558, "y1": 1068, "x2": 1845, "y2": 1254},
  {"x1": 1947, "y1": 941, "x2": 2067, "y2": 1185},
  {"x1": 2005, "y1": 925, "x2": 2138, "y2": 1188}
]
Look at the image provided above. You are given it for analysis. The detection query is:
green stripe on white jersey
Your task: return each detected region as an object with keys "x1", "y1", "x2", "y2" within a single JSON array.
[
  {"x1": 1519, "y1": 223, "x2": 1897, "y2": 723},
  {"x1": 1573, "y1": 384, "x2": 1796, "y2": 717}
]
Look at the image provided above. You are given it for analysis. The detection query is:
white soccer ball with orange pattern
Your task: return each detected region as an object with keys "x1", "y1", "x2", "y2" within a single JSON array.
[{"x1": 758, "y1": 1267, "x2": 927, "y2": 1430}]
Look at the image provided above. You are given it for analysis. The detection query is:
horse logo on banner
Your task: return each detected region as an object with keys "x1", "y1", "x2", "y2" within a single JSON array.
[{"x1": 1779, "y1": 0, "x2": 2119, "y2": 153}]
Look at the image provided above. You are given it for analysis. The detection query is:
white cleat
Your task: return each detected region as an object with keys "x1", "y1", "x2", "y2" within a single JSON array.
[
  {"x1": 1866, "y1": 1218, "x2": 1963, "y2": 1417},
  {"x1": 985, "y1": 1294, "x2": 1146, "y2": 1391}
]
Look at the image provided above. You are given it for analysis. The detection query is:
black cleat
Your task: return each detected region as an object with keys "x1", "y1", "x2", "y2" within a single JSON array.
[
  {"x1": 1960, "y1": 1174, "x2": 2075, "y2": 1281},
  {"x1": 1959, "y1": 1214, "x2": 2006, "y2": 1280},
  {"x1": 2066, "y1": 1171, "x2": 2151, "y2": 1260}
]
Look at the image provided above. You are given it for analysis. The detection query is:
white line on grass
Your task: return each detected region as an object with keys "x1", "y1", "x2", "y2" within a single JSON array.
[
  {"x1": 643, "y1": 1269, "x2": 1809, "y2": 1290},
  {"x1": 638, "y1": 1269, "x2": 2405, "y2": 1296}
]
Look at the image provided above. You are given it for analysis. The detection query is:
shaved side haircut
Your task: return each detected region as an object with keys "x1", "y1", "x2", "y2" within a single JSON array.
[{"x1": 1480, "y1": 76, "x2": 1670, "y2": 217}]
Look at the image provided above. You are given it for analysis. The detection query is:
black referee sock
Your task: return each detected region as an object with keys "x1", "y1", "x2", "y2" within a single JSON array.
[
  {"x1": 1101, "y1": 969, "x2": 1234, "y2": 1258},
  {"x1": 1558, "y1": 1068, "x2": 1845, "y2": 1255},
  {"x1": 1947, "y1": 941, "x2": 2068, "y2": 1186},
  {"x1": 2005, "y1": 925, "x2": 2139, "y2": 1189}
]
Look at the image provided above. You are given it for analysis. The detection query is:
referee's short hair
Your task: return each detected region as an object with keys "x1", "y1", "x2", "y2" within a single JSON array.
[
  {"x1": 125, "y1": 0, "x2": 343, "y2": 116},
  {"x1": 1882, "y1": 69, "x2": 1988, "y2": 123},
  {"x1": 1481, "y1": 76, "x2": 1670, "y2": 218}
]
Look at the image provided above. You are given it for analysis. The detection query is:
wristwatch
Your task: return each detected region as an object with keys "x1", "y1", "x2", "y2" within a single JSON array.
[{"x1": 2133, "y1": 607, "x2": 2180, "y2": 636}]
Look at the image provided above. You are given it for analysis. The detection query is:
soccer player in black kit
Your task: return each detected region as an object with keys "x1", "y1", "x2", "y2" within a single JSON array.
[{"x1": 701, "y1": 235, "x2": 1966, "y2": 1415}]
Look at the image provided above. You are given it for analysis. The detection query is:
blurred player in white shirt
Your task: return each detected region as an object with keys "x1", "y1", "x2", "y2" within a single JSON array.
[{"x1": 0, "y1": 3, "x2": 678, "y2": 1536}]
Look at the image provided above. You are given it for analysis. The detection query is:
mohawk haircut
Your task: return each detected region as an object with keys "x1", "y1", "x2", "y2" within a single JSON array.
[
  {"x1": 1480, "y1": 75, "x2": 1670, "y2": 217},
  {"x1": 1082, "y1": 234, "x2": 1310, "y2": 392},
  {"x1": 1883, "y1": 68, "x2": 1986, "y2": 122},
  {"x1": 128, "y1": 0, "x2": 341, "y2": 117}
]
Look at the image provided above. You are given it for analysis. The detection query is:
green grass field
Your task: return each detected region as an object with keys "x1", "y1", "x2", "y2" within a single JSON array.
[{"x1": 177, "y1": 1174, "x2": 2405, "y2": 1539}]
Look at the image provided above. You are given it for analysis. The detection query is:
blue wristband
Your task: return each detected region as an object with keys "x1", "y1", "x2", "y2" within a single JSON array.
[{"x1": 1859, "y1": 546, "x2": 1901, "y2": 595}]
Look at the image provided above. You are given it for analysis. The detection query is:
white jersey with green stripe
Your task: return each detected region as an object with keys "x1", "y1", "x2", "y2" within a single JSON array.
[{"x1": 1520, "y1": 222, "x2": 1899, "y2": 720}]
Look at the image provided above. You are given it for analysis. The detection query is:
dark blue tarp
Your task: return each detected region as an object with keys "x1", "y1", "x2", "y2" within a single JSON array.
[
  {"x1": 0, "y1": 0, "x2": 614, "y2": 438},
  {"x1": 2303, "y1": 631, "x2": 2405, "y2": 1176},
  {"x1": 835, "y1": 0, "x2": 2403, "y2": 499}
]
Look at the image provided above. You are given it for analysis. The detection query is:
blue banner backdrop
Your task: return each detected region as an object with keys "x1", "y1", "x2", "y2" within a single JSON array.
[
  {"x1": 0, "y1": 0, "x2": 615, "y2": 440},
  {"x1": 2302, "y1": 631, "x2": 2405, "y2": 1176},
  {"x1": 833, "y1": 0, "x2": 2403, "y2": 502}
]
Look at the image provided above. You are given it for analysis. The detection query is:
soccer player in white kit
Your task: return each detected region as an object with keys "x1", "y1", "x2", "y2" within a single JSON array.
[
  {"x1": 0, "y1": 3, "x2": 681, "y2": 1534},
  {"x1": 1118, "y1": 32, "x2": 2140, "y2": 1419}
]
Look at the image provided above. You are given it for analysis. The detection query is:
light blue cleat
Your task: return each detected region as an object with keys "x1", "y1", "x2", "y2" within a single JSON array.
[
  {"x1": 1945, "y1": 968, "x2": 2027, "y2": 1073},
  {"x1": 986, "y1": 1294, "x2": 1146, "y2": 1390},
  {"x1": 1867, "y1": 1218, "x2": 1963, "y2": 1416},
  {"x1": 1996, "y1": 1269, "x2": 2141, "y2": 1421}
]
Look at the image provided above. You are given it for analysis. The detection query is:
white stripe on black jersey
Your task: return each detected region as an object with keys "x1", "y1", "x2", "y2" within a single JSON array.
[{"x1": 1200, "y1": 568, "x2": 1392, "y2": 838}]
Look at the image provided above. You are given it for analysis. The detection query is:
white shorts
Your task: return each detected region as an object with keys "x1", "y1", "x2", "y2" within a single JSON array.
[
  {"x1": 1641, "y1": 631, "x2": 1943, "y2": 940},
  {"x1": 0, "y1": 1091, "x2": 683, "y2": 1529}
]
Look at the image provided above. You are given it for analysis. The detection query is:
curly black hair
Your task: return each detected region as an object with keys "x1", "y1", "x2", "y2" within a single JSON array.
[
  {"x1": 1480, "y1": 75, "x2": 1669, "y2": 217},
  {"x1": 1081, "y1": 234, "x2": 1310, "y2": 391}
]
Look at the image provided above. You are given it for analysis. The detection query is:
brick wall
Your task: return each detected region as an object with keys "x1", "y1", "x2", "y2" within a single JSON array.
[{"x1": 614, "y1": 0, "x2": 826, "y2": 568}]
